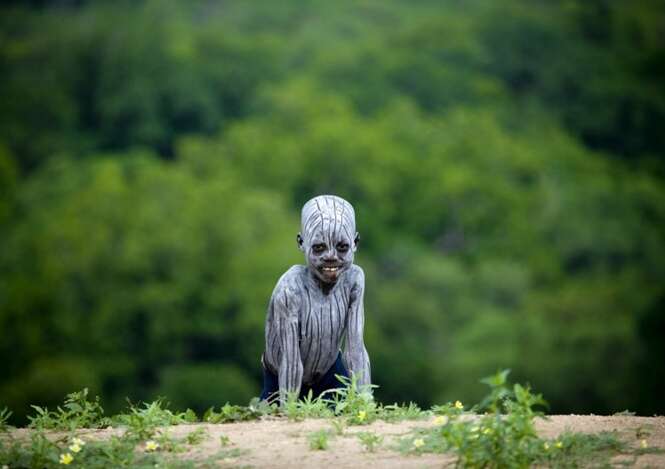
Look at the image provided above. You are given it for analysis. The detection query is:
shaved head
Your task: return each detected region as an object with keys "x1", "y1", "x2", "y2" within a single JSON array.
[{"x1": 300, "y1": 195, "x2": 356, "y2": 245}]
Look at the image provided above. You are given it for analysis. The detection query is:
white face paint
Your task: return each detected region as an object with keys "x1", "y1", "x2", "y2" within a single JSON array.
[{"x1": 298, "y1": 195, "x2": 358, "y2": 285}]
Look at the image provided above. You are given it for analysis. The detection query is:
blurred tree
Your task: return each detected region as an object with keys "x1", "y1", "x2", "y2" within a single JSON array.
[
  {"x1": 1, "y1": 0, "x2": 664, "y2": 420},
  {"x1": 0, "y1": 152, "x2": 299, "y2": 418}
]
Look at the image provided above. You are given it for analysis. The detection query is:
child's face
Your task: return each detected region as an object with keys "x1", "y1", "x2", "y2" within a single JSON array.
[{"x1": 303, "y1": 221, "x2": 356, "y2": 284}]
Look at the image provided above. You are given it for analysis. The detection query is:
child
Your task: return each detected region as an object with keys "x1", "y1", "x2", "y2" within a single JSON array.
[{"x1": 260, "y1": 195, "x2": 371, "y2": 403}]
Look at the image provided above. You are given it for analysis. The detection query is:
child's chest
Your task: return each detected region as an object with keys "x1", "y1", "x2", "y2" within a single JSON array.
[{"x1": 298, "y1": 285, "x2": 350, "y2": 342}]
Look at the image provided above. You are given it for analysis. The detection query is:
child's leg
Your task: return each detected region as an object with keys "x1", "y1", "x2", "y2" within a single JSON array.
[{"x1": 310, "y1": 352, "x2": 349, "y2": 398}]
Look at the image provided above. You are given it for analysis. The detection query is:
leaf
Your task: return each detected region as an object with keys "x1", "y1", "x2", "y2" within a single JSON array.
[{"x1": 480, "y1": 369, "x2": 511, "y2": 388}]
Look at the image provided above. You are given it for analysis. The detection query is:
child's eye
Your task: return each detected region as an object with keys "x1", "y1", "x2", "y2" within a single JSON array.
[
  {"x1": 336, "y1": 242, "x2": 349, "y2": 252},
  {"x1": 312, "y1": 243, "x2": 326, "y2": 253}
]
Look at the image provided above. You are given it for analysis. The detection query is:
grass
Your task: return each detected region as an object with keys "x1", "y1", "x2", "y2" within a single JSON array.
[
  {"x1": 202, "y1": 398, "x2": 274, "y2": 424},
  {"x1": 393, "y1": 370, "x2": 663, "y2": 468},
  {"x1": 27, "y1": 388, "x2": 108, "y2": 431},
  {"x1": 0, "y1": 408, "x2": 11, "y2": 432},
  {"x1": 0, "y1": 370, "x2": 660, "y2": 468},
  {"x1": 307, "y1": 429, "x2": 333, "y2": 450},
  {"x1": 329, "y1": 418, "x2": 346, "y2": 435},
  {"x1": 114, "y1": 398, "x2": 198, "y2": 440},
  {"x1": 357, "y1": 431, "x2": 383, "y2": 452},
  {"x1": 185, "y1": 427, "x2": 208, "y2": 445}
]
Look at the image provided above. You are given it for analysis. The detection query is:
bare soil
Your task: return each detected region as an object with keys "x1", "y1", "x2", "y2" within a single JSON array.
[{"x1": 10, "y1": 415, "x2": 665, "y2": 468}]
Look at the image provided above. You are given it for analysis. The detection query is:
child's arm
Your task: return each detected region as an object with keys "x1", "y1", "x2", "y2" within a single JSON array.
[
  {"x1": 343, "y1": 266, "x2": 371, "y2": 387},
  {"x1": 273, "y1": 282, "x2": 303, "y2": 402}
]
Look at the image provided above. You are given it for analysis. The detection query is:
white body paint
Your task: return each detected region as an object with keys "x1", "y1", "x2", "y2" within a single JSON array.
[{"x1": 263, "y1": 195, "x2": 371, "y2": 401}]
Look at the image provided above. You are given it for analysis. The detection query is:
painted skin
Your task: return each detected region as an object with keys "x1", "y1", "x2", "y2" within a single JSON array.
[{"x1": 263, "y1": 195, "x2": 371, "y2": 402}]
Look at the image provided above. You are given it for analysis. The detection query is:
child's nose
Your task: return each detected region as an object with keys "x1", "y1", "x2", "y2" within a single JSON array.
[{"x1": 322, "y1": 251, "x2": 337, "y2": 261}]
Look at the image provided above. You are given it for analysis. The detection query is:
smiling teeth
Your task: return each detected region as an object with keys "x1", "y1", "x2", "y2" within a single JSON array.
[{"x1": 322, "y1": 267, "x2": 339, "y2": 272}]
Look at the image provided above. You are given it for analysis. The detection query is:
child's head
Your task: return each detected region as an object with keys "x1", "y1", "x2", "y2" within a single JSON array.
[{"x1": 298, "y1": 195, "x2": 359, "y2": 284}]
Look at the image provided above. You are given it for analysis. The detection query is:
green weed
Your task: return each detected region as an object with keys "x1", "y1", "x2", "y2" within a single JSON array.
[
  {"x1": 379, "y1": 402, "x2": 428, "y2": 423},
  {"x1": 0, "y1": 407, "x2": 12, "y2": 432},
  {"x1": 114, "y1": 398, "x2": 196, "y2": 440},
  {"x1": 325, "y1": 374, "x2": 379, "y2": 425},
  {"x1": 357, "y1": 431, "x2": 383, "y2": 452},
  {"x1": 396, "y1": 369, "x2": 658, "y2": 468},
  {"x1": 185, "y1": 427, "x2": 208, "y2": 445},
  {"x1": 154, "y1": 431, "x2": 186, "y2": 453},
  {"x1": 27, "y1": 388, "x2": 107, "y2": 431},
  {"x1": 1, "y1": 372, "x2": 661, "y2": 468},
  {"x1": 283, "y1": 390, "x2": 333, "y2": 421},
  {"x1": 307, "y1": 429, "x2": 333, "y2": 450},
  {"x1": 203, "y1": 397, "x2": 275, "y2": 423},
  {"x1": 541, "y1": 431, "x2": 626, "y2": 468},
  {"x1": 323, "y1": 375, "x2": 430, "y2": 424},
  {"x1": 330, "y1": 418, "x2": 346, "y2": 436}
]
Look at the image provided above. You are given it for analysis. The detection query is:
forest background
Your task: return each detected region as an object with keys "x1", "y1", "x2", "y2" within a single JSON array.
[{"x1": 1, "y1": 0, "x2": 664, "y2": 425}]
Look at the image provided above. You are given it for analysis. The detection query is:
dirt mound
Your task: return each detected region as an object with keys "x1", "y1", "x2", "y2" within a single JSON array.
[
  {"x1": 52, "y1": 414, "x2": 663, "y2": 468},
  {"x1": 5, "y1": 414, "x2": 664, "y2": 467}
]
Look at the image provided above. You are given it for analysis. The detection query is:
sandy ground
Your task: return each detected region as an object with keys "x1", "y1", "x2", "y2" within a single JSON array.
[{"x1": 7, "y1": 415, "x2": 665, "y2": 468}]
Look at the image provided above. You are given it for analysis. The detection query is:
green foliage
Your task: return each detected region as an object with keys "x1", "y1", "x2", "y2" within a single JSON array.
[
  {"x1": 379, "y1": 402, "x2": 427, "y2": 423},
  {"x1": 281, "y1": 374, "x2": 429, "y2": 425},
  {"x1": 27, "y1": 388, "x2": 106, "y2": 431},
  {"x1": 542, "y1": 431, "x2": 626, "y2": 468},
  {"x1": 0, "y1": 376, "x2": 661, "y2": 468},
  {"x1": 0, "y1": 407, "x2": 12, "y2": 432},
  {"x1": 396, "y1": 370, "x2": 648, "y2": 468},
  {"x1": 185, "y1": 427, "x2": 208, "y2": 446},
  {"x1": 329, "y1": 418, "x2": 346, "y2": 436},
  {"x1": 326, "y1": 374, "x2": 379, "y2": 425},
  {"x1": 282, "y1": 390, "x2": 333, "y2": 421},
  {"x1": 307, "y1": 429, "x2": 333, "y2": 451},
  {"x1": 1, "y1": 0, "x2": 665, "y2": 420},
  {"x1": 0, "y1": 431, "x2": 62, "y2": 468},
  {"x1": 114, "y1": 398, "x2": 197, "y2": 440},
  {"x1": 357, "y1": 431, "x2": 383, "y2": 452},
  {"x1": 157, "y1": 364, "x2": 258, "y2": 415},
  {"x1": 203, "y1": 398, "x2": 275, "y2": 424},
  {"x1": 0, "y1": 431, "x2": 183, "y2": 469},
  {"x1": 0, "y1": 390, "x2": 234, "y2": 468}
]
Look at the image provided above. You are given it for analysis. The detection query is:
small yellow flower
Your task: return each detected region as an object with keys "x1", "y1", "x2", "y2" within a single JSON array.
[
  {"x1": 145, "y1": 440, "x2": 160, "y2": 452},
  {"x1": 543, "y1": 442, "x2": 550, "y2": 450},
  {"x1": 59, "y1": 453, "x2": 74, "y2": 465},
  {"x1": 433, "y1": 415, "x2": 448, "y2": 425},
  {"x1": 413, "y1": 438, "x2": 425, "y2": 448},
  {"x1": 640, "y1": 439, "x2": 648, "y2": 449},
  {"x1": 68, "y1": 443, "x2": 82, "y2": 453},
  {"x1": 71, "y1": 437, "x2": 85, "y2": 447},
  {"x1": 454, "y1": 401, "x2": 463, "y2": 410},
  {"x1": 357, "y1": 410, "x2": 367, "y2": 422},
  {"x1": 555, "y1": 441, "x2": 563, "y2": 449}
]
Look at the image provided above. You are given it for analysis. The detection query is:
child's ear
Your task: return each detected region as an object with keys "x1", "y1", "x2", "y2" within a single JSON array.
[
  {"x1": 297, "y1": 233, "x2": 305, "y2": 252},
  {"x1": 353, "y1": 232, "x2": 360, "y2": 252}
]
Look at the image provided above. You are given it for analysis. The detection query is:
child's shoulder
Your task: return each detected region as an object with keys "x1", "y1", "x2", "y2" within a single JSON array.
[
  {"x1": 272, "y1": 265, "x2": 307, "y2": 292},
  {"x1": 277, "y1": 265, "x2": 307, "y2": 282},
  {"x1": 345, "y1": 264, "x2": 365, "y2": 285},
  {"x1": 270, "y1": 266, "x2": 306, "y2": 309}
]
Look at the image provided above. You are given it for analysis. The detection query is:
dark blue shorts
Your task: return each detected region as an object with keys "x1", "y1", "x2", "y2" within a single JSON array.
[{"x1": 260, "y1": 352, "x2": 350, "y2": 402}]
